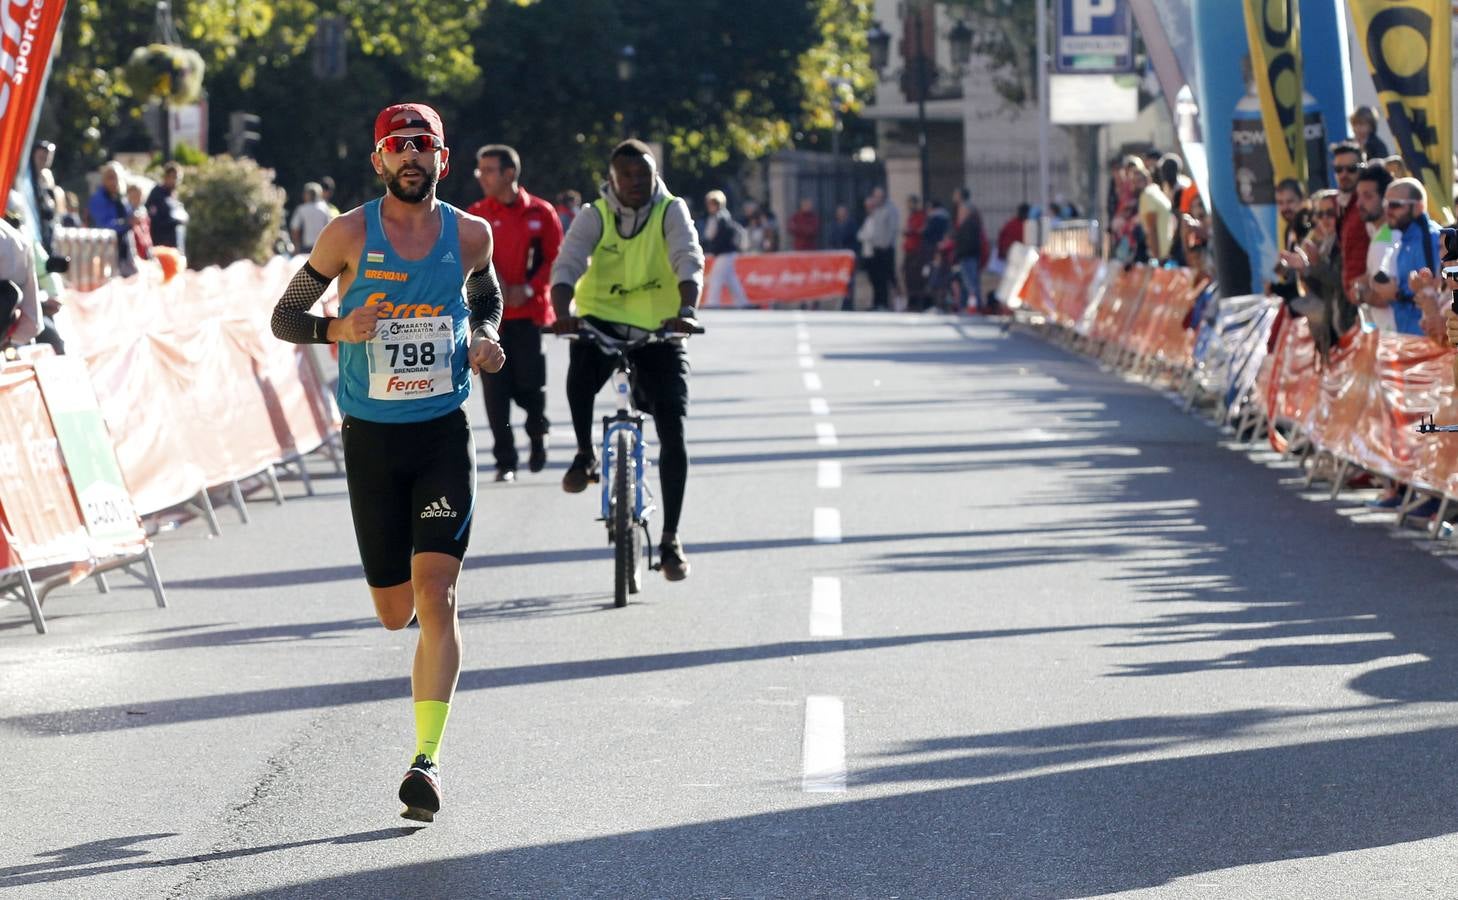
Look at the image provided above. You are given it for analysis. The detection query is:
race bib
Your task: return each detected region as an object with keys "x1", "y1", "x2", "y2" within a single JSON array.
[{"x1": 366, "y1": 316, "x2": 456, "y2": 401}]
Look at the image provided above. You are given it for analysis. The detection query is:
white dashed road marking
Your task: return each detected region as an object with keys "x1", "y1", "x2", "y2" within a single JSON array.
[
  {"x1": 803, "y1": 372, "x2": 823, "y2": 391},
  {"x1": 810, "y1": 577, "x2": 842, "y2": 638},
  {"x1": 813, "y1": 508, "x2": 842, "y2": 543},
  {"x1": 817, "y1": 460, "x2": 842, "y2": 488},
  {"x1": 815, "y1": 423, "x2": 838, "y2": 446},
  {"x1": 802, "y1": 696, "x2": 847, "y2": 793}
]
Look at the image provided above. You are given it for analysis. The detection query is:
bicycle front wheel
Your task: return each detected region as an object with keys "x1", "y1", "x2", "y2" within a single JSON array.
[{"x1": 613, "y1": 431, "x2": 632, "y2": 608}]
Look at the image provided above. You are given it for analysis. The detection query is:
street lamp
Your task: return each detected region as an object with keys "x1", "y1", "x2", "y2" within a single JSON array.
[
  {"x1": 867, "y1": 21, "x2": 891, "y2": 72},
  {"x1": 949, "y1": 19, "x2": 974, "y2": 69},
  {"x1": 868, "y1": 11, "x2": 931, "y2": 203}
]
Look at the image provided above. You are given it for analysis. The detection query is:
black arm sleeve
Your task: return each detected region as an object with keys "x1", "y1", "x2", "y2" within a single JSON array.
[
  {"x1": 270, "y1": 262, "x2": 334, "y2": 344},
  {"x1": 467, "y1": 264, "x2": 504, "y2": 339}
]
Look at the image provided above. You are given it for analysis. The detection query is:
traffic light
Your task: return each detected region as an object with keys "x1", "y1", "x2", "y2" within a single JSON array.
[{"x1": 228, "y1": 112, "x2": 261, "y2": 157}]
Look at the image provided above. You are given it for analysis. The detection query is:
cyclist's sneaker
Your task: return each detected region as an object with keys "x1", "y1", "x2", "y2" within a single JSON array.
[
  {"x1": 528, "y1": 434, "x2": 549, "y2": 473},
  {"x1": 399, "y1": 754, "x2": 442, "y2": 822},
  {"x1": 562, "y1": 452, "x2": 599, "y2": 493},
  {"x1": 660, "y1": 536, "x2": 691, "y2": 582}
]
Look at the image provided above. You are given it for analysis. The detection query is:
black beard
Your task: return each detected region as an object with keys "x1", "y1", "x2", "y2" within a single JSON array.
[{"x1": 384, "y1": 164, "x2": 436, "y2": 203}]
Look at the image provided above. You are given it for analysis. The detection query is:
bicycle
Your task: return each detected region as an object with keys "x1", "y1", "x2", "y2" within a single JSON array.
[{"x1": 549, "y1": 318, "x2": 704, "y2": 607}]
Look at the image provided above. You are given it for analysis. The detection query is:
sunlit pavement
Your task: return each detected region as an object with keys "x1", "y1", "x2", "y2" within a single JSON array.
[{"x1": 5, "y1": 310, "x2": 1458, "y2": 899}]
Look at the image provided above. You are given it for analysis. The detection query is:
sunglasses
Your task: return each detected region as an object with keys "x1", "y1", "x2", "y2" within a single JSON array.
[
  {"x1": 1384, "y1": 198, "x2": 1418, "y2": 208},
  {"x1": 1333, "y1": 164, "x2": 1360, "y2": 174},
  {"x1": 375, "y1": 134, "x2": 443, "y2": 154},
  {"x1": 1316, "y1": 208, "x2": 1338, "y2": 218}
]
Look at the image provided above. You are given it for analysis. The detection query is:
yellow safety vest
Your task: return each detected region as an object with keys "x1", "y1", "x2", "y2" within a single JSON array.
[{"x1": 574, "y1": 195, "x2": 681, "y2": 330}]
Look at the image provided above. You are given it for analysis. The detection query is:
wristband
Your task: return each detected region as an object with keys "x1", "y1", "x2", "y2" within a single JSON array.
[
  {"x1": 316, "y1": 316, "x2": 335, "y2": 343},
  {"x1": 472, "y1": 324, "x2": 500, "y2": 343}
]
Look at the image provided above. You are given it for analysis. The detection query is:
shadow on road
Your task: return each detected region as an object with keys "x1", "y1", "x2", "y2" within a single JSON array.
[{"x1": 0, "y1": 828, "x2": 419, "y2": 888}]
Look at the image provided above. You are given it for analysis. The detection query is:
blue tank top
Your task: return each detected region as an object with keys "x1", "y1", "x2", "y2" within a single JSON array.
[{"x1": 337, "y1": 199, "x2": 472, "y2": 423}]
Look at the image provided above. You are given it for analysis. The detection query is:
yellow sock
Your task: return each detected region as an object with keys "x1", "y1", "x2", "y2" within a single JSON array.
[{"x1": 413, "y1": 700, "x2": 450, "y2": 763}]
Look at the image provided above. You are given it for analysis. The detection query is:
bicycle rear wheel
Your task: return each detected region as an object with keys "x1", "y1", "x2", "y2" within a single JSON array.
[{"x1": 613, "y1": 432, "x2": 632, "y2": 607}]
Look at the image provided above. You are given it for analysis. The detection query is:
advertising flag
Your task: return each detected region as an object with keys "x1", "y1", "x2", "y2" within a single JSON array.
[
  {"x1": 1347, "y1": 0, "x2": 1453, "y2": 223},
  {"x1": 1243, "y1": 0, "x2": 1308, "y2": 204},
  {"x1": 0, "y1": 0, "x2": 66, "y2": 202}
]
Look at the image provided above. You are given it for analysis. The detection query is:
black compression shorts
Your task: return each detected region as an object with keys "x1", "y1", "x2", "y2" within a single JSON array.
[{"x1": 341, "y1": 408, "x2": 476, "y2": 587}]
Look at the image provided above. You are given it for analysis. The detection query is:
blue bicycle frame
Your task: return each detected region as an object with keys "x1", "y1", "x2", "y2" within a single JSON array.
[{"x1": 600, "y1": 367, "x2": 655, "y2": 526}]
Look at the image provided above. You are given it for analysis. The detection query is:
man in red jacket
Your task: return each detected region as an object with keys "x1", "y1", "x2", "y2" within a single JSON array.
[
  {"x1": 467, "y1": 145, "x2": 564, "y2": 481},
  {"x1": 1331, "y1": 140, "x2": 1370, "y2": 293}
]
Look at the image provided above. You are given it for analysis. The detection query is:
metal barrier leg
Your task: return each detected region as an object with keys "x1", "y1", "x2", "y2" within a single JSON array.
[
  {"x1": 1329, "y1": 461, "x2": 1350, "y2": 500},
  {"x1": 325, "y1": 433, "x2": 344, "y2": 474},
  {"x1": 229, "y1": 480, "x2": 251, "y2": 524},
  {"x1": 1394, "y1": 485, "x2": 1418, "y2": 526},
  {"x1": 1430, "y1": 497, "x2": 1451, "y2": 539},
  {"x1": 266, "y1": 466, "x2": 285, "y2": 505},
  {"x1": 20, "y1": 568, "x2": 44, "y2": 634},
  {"x1": 94, "y1": 572, "x2": 110, "y2": 594},
  {"x1": 193, "y1": 488, "x2": 222, "y2": 537},
  {"x1": 144, "y1": 546, "x2": 168, "y2": 608}
]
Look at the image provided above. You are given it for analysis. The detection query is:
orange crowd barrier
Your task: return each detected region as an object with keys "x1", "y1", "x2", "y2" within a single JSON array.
[
  {"x1": 1018, "y1": 250, "x2": 1458, "y2": 509},
  {"x1": 53, "y1": 256, "x2": 340, "y2": 517},
  {"x1": 0, "y1": 357, "x2": 163, "y2": 633}
]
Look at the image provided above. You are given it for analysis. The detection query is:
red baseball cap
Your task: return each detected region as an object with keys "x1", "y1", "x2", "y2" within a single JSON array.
[{"x1": 374, "y1": 103, "x2": 444, "y2": 145}]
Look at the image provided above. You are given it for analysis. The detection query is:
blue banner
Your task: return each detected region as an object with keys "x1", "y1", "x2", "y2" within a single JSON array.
[{"x1": 1189, "y1": 0, "x2": 1350, "y2": 295}]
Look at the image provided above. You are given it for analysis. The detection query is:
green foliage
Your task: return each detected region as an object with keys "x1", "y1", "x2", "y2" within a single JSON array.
[
  {"x1": 42, "y1": 0, "x2": 868, "y2": 253},
  {"x1": 176, "y1": 156, "x2": 286, "y2": 269},
  {"x1": 152, "y1": 144, "x2": 209, "y2": 170}
]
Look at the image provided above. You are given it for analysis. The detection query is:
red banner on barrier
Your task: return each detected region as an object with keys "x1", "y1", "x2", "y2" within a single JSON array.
[
  {"x1": 702, "y1": 251, "x2": 854, "y2": 307},
  {"x1": 733, "y1": 252, "x2": 854, "y2": 304}
]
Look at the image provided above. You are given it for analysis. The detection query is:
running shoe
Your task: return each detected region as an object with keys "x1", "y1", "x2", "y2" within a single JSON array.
[
  {"x1": 562, "y1": 452, "x2": 599, "y2": 493},
  {"x1": 399, "y1": 754, "x2": 442, "y2": 822},
  {"x1": 660, "y1": 536, "x2": 691, "y2": 582}
]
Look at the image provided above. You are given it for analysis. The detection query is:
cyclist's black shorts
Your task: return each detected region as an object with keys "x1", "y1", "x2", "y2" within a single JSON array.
[
  {"x1": 341, "y1": 408, "x2": 476, "y2": 587},
  {"x1": 571, "y1": 316, "x2": 691, "y2": 417}
]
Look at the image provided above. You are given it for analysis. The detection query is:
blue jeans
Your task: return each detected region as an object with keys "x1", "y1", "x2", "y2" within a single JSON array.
[{"x1": 958, "y1": 259, "x2": 981, "y2": 309}]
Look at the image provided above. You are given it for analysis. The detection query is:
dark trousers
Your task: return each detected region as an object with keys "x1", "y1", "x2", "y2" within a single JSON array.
[
  {"x1": 565, "y1": 321, "x2": 690, "y2": 534},
  {"x1": 867, "y1": 247, "x2": 894, "y2": 309},
  {"x1": 482, "y1": 319, "x2": 549, "y2": 470}
]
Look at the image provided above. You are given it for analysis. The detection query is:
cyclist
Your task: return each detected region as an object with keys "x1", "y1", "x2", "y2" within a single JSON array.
[
  {"x1": 269, "y1": 102, "x2": 505, "y2": 822},
  {"x1": 466, "y1": 144, "x2": 563, "y2": 482},
  {"x1": 549, "y1": 139, "x2": 704, "y2": 581}
]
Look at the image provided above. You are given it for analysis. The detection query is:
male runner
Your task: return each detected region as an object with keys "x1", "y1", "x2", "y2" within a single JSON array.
[
  {"x1": 549, "y1": 140, "x2": 704, "y2": 580},
  {"x1": 270, "y1": 102, "x2": 505, "y2": 822},
  {"x1": 466, "y1": 144, "x2": 563, "y2": 481}
]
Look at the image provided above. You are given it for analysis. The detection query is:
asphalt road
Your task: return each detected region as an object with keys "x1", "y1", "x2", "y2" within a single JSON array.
[{"x1": 5, "y1": 310, "x2": 1458, "y2": 899}]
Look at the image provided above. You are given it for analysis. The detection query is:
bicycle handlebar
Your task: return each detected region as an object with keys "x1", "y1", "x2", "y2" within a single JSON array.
[{"x1": 542, "y1": 319, "x2": 704, "y2": 353}]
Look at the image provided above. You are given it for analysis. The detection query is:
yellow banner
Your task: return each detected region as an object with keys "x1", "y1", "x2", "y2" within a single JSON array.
[
  {"x1": 1243, "y1": 0, "x2": 1305, "y2": 247},
  {"x1": 1348, "y1": 0, "x2": 1454, "y2": 223}
]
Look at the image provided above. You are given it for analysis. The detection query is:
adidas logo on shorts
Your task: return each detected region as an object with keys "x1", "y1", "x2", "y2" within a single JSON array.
[{"x1": 420, "y1": 496, "x2": 458, "y2": 519}]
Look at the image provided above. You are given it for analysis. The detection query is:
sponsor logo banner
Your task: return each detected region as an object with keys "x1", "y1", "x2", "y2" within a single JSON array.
[
  {"x1": 1348, "y1": 0, "x2": 1454, "y2": 223},
  {"x1": 0, "y1": 0, "x2": 65, "y2": 202},
  {"x1": 1242, "y1": 0, "x2": 1306, "y2": 244},
  {"x1": 703, "y1": 251, "x2": 856, "y2": 307}
]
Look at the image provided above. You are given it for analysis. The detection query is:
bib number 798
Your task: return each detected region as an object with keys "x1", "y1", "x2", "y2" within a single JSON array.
[{"x1": 387, "y1": 342, "x2": 437, "y2": 367}]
